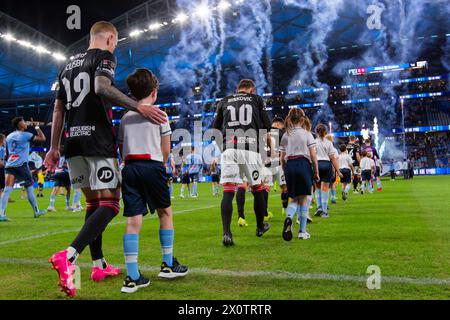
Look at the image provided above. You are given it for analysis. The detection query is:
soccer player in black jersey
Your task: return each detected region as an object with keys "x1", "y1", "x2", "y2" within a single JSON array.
[
  {"x1": 44, "y1": 21, "x2": 167, "y2": 297},
  {"x1": 213, "y1": 79, "x2": 272, "y2": 246},
  {"x1": 347, "y1": 136, "x2": 361, "y2": 193}
]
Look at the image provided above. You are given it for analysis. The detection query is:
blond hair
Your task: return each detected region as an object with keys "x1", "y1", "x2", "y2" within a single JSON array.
[
  {"x1": 90, "y1": 21, "x2": 118, "y2": 39},
  {"x1": 285, "y1": 108, "x2": 311, "y2": 134}
]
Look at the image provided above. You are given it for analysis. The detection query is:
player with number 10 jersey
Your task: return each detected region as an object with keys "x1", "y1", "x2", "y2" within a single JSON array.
[{"x1": 213, "y1": 79, "x2": 272, "y2": 246}]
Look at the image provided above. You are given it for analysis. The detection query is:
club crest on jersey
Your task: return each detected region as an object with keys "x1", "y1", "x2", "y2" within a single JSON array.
[
  {"x1": 8, "y1": 154, "x2": 19, "y2": 162},
  {"x1": 99, "y1": 60, "x2": 116, "y2": 77},
  {"x1": 97, "y1": 167, "x2": 114, "y2": 183},
  {"x1": 252, "y1": 170, "x2": 260, "y2": 181}
]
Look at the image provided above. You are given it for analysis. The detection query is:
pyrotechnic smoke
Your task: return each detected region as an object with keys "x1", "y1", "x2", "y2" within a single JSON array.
[
  {"x1": 160, "y1": 0, "x2": 219, "y2": 130},
  {"x1": 222, "y1": 0, "x2": 274, "y2": 94},
  {"x1": 333, "y1": 0, "x2": 450, "y2": 131},
  {"x1": 160, "y1": 0, "x2": 274, "y2": 130},
  {"x1": 282, "y1": 0, "x2": 345, "y2": 126}
]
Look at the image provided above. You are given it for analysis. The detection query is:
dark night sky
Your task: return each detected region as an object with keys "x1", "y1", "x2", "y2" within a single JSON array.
[{"x1": 0, "y1": 0, "x2": 149, "y2": 46}]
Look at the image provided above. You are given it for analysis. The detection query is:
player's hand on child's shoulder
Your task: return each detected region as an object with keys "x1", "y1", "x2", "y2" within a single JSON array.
[{"x1": 136, "y1": 102, "x2": 168, "y2": 124}]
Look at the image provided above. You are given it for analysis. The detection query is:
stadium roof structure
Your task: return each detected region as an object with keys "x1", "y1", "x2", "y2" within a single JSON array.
[
  {"x1": 1, "y1": 0, "x2": 449, "y2": 105},
  {"x1": 0, "y1": 11, "x2": 67, "y2": 103}
]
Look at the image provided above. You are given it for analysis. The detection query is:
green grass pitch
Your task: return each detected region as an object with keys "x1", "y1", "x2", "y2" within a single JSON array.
[{"x1": 0, "y1": 176, "x2": 449, "y2": 300}]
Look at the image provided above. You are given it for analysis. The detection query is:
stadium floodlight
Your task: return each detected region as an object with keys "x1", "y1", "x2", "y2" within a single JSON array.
[
  {"x1": 194, "y1": 4, "x2": 210, "y2": 18},
  {"x1": 173, "y1": 13, "x2": 189, "y2": 24},
  {"x1": 34, "y1": 45, "x2": 51, "y2": 54},
  {"x1": 218, "y1": 1, "x2": 231, "y2": 11},
  {"x1": 3, "y1": 33, "x2": 16, "y2": 41},
  {"x1": 130, "y1": 29, "x2": 144, "y2": 38},
  {"x1": 17, "y1": 40, "x2": 32, "y2": 48},
  {"x1": 149, "y1": 22, "x2": 162, "y2": 31},
  {"x1": 52, "y1": 52, "x2": 66, "y2": 61}
]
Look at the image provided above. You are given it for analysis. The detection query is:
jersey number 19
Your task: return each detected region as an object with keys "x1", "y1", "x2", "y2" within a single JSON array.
[{"x1": 62, "y1": 72, "x2": 91, "y2": 110}]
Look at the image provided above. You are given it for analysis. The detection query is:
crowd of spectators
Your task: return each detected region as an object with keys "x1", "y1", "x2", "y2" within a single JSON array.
[
  {"x1": 406, "y1": 134, "x2": 429, "y2": 168},
  {"x1": 428, "y1": 132, "x2": 450, "y2": 168},
  {"x1": 405, "y1": 132, "x2": 450, "y2": 169}
]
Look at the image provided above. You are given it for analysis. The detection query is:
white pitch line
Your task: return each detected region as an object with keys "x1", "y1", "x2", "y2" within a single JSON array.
[
  {"x1": 0, "y1": 194, "x2": 279, "y2": 247},
  {"x1": 0, "y1": 257, "x2": 449, "y2": 286},
  {"x1": 0, "y1": 204, "x2": 217, "y2": 247}
]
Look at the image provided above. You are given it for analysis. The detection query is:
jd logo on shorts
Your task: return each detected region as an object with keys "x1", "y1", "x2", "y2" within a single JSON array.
[
  {"x1": 97, "y1": 167, "x2": 114, "y2": 183},
  {"x1": 252, "y1": 170, "x2": 260, "y2": 181}
]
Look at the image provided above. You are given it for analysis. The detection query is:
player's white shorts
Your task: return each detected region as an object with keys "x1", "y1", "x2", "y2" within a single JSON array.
[
  {"x1": 220, "y1": 149, "x2": 264, "y2": 186},
  {"x1": 67, "y1": 156, "x2": 121, "y2": 190},
  {"x1": 274, "y1": 166, "x2": 286, "y2": 186},
  {"x1": 263, "y1": 166, "x2": 286, "y2": 187}
]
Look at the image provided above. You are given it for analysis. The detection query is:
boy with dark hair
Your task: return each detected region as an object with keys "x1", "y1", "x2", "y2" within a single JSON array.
[{"x1": 119, "y1": 68, "x2": 188, "y2": 293}]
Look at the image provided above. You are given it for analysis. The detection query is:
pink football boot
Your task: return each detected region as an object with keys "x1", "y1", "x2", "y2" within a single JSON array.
[
  {"x1": 49, "y1": 250, "x2": 76, "y2": 297},
  {"x1": 91, "y1": 265, "x2": 121, "y2": 282}
]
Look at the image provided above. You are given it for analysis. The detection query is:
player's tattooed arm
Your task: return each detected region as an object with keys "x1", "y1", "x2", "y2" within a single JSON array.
[
  {"x1": 95, "y1": 75, "x2": 137, "y2": 111},
  {"x1": 95, "y1": 76, "x2": 167, "y2": 124}
]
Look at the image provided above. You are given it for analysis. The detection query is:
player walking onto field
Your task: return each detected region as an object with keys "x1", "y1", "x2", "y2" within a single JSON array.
[
  {"x1": 186, "y1": 147, "x2": 202, "y2": 198},
  {"x1": 45, "y1": 21, "x2": 167, "y2": 297},
  {"x1": 280, "y1": 108, "x2": 319, "y2": 241},
  {"x1": 119, "y1": 69, "x2": 188, "y2": 293},
  {"x1": 347, "y1": 136, "x2": 361, "y2": 193},
  {"x1": 0, "y1": 134, "x2": 6, "y2": 200},
  {"x1": 48, "y1": 146, "x2": 72, "y2": 212},
  {"x1": 165, "y1": 152, "x2": 176, "y2": 199},
  {"x1": 210, "y1": 158, "x2": 221, "y2": 196},
  {"x1": 180, "y1": 158, "x2": 191, "y2": 198},
  {"x1": 213, "y1": 79, "x2": 272, "y2": 246},
  {"x1": 0, "y1": 117, "x2": 47, "y2": 222}
]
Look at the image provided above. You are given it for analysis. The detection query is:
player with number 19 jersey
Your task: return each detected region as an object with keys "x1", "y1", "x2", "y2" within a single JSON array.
[{"x1": 56, "y1": 49, "x2": 117, "y2": 159}]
